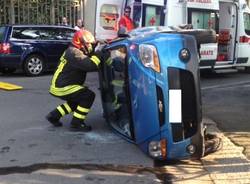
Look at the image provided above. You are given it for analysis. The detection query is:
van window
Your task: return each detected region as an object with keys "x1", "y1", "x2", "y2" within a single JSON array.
[
  {"x1": 244, "y1": 13, "x2": 250, "y2": 35},
  {"x1": 188, "y1": 9, "x2": 219, "y2": 33},
  {"x1": 133, "y1": 3, "x2": 142, "y2": 28},
  {"x1": 143, "y1": 5, "x2": 162, "y2": 27},
  {"x1": 0, "y1": 27, "x2": 6, "y2": 42},
  {"x1": 100, "y1": 4, "x2": 119, "y2": 30}
]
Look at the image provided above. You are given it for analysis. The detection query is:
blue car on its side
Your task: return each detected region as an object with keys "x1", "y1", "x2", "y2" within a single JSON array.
[
  {"x1": 99, "y1": 27, "x2": 204, "y2": 160},
  {"x1": 0, "y1": 25, "x2": 75, "y2": 76}
]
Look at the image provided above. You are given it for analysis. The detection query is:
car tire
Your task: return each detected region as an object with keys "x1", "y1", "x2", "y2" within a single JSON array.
[
  {"x1": 23, "y1": 54, "x2": 44, "y2": 76},
  {"x1": 0, "y1": 67, "x2": 16, "y2": 74},
  {"x1": 245, "y1": 67, "x2": 250, "y2": 73},
  {"x1": 179, "y1": 29, "x2": 217, "y2": 45}
]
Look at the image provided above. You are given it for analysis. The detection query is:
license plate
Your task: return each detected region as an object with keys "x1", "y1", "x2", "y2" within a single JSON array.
[{"x1": 169, "y1": 89, "x2": 182, "y2": 123}]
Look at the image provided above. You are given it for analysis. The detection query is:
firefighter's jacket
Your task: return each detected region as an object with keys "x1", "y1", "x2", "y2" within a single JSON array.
[{"x1": 50, "y1": 46, "x2": 101, "y2": 97}]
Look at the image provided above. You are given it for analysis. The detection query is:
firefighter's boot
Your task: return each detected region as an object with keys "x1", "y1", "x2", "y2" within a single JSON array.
[
  {"x1": 46, "y1": 109, "x2": 63, "y2": 127},
  {"x1": 70, "y1": 118, "x2": 92, "y2": 132}
]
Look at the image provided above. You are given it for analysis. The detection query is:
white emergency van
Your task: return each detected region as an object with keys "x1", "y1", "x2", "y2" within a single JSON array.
[
  {"x1": 123, "y1": 0, "x2": 219, "y2": 69},
  {"x1": 84, "y1": 0, "x2": 124, "y2": 41},
  {"x1": 84, "y1": 0, "x2": 250, "y2": 71},
  {"x1": 216, "y1": 0, "x2": 250, "y2": 70}
]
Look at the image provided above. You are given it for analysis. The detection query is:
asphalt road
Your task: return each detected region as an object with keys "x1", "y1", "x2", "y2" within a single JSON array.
[
  {"x1": 0, "y1": 71, "x2": 159, "y2": 184},
  {"x1": 201, "y1": 69, "x2": 250, "y2": 159},
  {"x1": 0, "y1": 69, "x2": 249, "y2": 183}
]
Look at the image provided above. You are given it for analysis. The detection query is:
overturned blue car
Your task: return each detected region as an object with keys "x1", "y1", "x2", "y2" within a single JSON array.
[{"x1": 98, "y1": 27, "x2": 204, "y2": 160}]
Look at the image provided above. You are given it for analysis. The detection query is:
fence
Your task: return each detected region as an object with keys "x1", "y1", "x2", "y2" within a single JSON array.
[{"x1": 0, "y1": 0, "x2": 83, "y2": 26}]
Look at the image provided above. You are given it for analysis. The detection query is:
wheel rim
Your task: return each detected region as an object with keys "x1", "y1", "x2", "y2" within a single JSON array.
[{"x1": 27, "y1": 57, "x2": 43, "y2": 75}]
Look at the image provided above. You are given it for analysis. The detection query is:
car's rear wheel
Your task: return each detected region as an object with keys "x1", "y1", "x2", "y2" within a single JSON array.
[{"x1": 23, "y1": 54, "x2": 44, "y2": 76}]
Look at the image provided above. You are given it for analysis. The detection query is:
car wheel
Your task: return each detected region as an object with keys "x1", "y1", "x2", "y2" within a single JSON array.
[
  {"x1": 24, "y1": 54, "x2": 44, "y2": 76},
  {"x1": 245, "y1": 67, "x2": 250, "y2": 73},
  {"x1": 178, "y1": 29, "x2": 217, "y2": 45},
  {"x1": 0, "y1": 67, "x2": 16, "y2": 74}
]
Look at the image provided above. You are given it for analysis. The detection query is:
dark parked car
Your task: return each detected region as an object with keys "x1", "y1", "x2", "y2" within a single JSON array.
[{"x1": 0, "y1": 25, "x2": 75, "y2": 76}]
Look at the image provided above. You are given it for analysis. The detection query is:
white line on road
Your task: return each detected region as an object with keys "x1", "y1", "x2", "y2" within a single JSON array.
[{"x1": 202, "y1": 81, "x2": 250, "y2": 90}]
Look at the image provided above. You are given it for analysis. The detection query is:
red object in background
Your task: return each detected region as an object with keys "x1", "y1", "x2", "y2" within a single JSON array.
[
  {"x1": 218, "y1": 30, "x2": 230, "y2": 44},
  {"x1": 217, "y1": 54, "x2": 227, "y2": 61},
  {"x1": 239, "y1": 36, "x2": 250, "y2": 43},
  {"x1": 149, "y1": 17, "x2": 156, "y2": 26}
]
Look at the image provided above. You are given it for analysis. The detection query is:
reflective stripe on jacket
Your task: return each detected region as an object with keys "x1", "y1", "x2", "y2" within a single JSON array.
[{"x1": 50, "y1": 46, "x2": 100, "y2": 96}]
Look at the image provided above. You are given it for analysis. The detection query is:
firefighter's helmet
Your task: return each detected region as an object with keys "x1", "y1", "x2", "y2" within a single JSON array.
[{"x1": 72, "y1": 30, "x2": 96, "y2": 54}]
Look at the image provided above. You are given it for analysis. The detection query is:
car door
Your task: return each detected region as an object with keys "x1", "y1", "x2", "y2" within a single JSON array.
[{"x1": 100, "y1": 39, "x2": 160, "y2": 144}]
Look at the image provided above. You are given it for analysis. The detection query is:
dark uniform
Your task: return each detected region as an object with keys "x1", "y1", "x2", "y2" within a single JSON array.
[{"x1": 46, "y1": 29, "x2": 108, "y2": 132}]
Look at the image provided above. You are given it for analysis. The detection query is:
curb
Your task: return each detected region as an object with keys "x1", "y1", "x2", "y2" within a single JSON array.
[{"x1": 201, "y1": 118, "x2": 250, "y2": 184}]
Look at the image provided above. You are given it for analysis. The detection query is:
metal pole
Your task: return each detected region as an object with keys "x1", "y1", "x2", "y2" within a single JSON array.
[
  {"x1": 51, "y1": 0, "x2": 55, "y2": 24},
  {"x1": 10, "y1": 0, "x2": 15, "y2": 24}
]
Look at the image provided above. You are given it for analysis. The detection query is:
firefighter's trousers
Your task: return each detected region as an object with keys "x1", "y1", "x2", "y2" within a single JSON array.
[{"x1": 51, "y1": 87, "x2": 95, "y2": 124}]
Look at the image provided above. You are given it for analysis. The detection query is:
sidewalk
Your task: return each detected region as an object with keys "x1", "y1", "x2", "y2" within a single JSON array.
[{"x1": 163, "y1": 118, "x2": 250, "y2": 184}]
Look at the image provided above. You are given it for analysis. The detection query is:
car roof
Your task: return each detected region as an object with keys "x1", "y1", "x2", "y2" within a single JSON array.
[{"x1": 1, "y1": 25, "x2": 75, "y2": 30}]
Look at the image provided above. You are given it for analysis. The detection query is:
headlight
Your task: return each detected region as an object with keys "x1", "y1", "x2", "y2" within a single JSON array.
[
  {"x1": 148, "y1": 139, "x2": 167, "y2": 158},
  {"x1": 139, "y1": 44, "x2": 160, "y2": 72}
]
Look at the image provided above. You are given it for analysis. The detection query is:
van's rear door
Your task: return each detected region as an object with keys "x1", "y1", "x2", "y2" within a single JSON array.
[
  {"x1": 95, "y1": 0, "x2": 124, "y2": 40},
  {"x1": 235, "y1": 9, "x2": 250, "y2": 66},
  {"x1": 216, "y1": 1, "x2": 237, "y2": 67}
]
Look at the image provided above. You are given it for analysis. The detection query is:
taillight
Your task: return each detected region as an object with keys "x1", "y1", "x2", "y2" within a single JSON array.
[
  {"x1": 0, "y1": 43, "x2": 11, "y2": 54},
  {"x1": 239, "y1": 36, "x2": 250, "y2": 43}
]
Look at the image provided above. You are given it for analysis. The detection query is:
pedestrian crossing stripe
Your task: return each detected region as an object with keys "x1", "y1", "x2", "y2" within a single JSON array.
[{"x1": 0, "y1": 82, "x2": 23, "y2": 90}]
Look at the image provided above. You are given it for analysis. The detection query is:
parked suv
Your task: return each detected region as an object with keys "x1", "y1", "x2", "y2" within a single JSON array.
[{"x1": 0, "y1": 25, "x2": 75, "y2": 76}]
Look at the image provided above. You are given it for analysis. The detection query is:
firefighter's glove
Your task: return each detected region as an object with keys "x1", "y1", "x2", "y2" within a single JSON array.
[{"x1": 94, "y1": 50, "x2": 110, "y2": 63}]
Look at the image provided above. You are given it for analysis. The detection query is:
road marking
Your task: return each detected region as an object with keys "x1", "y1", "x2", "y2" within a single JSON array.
[
  {"x1": 202, "y1": 81, "x2": 250, "y2": 90},
  {"x1": 0, "y1": 81, "x2": 23, "y2": 90}
]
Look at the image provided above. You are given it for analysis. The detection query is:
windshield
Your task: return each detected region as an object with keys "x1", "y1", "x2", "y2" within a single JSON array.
[
  {"x1": 0, "y1": 26, "x2": 6, "y2": 42},
  {"x1": 244, "y1": 13, "x2": 250, "y2": 35}
]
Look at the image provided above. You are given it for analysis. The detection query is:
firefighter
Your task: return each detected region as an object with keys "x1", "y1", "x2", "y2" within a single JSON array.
[{"x1": 46, "y1": 29, "x2": 109, "y2": 132}]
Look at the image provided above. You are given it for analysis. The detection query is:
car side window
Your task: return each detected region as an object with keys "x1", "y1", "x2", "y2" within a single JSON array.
[
  {"x1": 11, "y1": 27, "x2": 75, "y2": 41},
  {"x1": 55, "y1": 28, "x2": 75, "y2": 41},
  {"x1": 39, "y1": 27, "x2": 57, "y2": 40},
  {"x1": 104, "y1": 46, "x2": 132, "y2": 138},
  {"x1": 12, "y1": 27, "x2": 40, "y2": 40}
]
